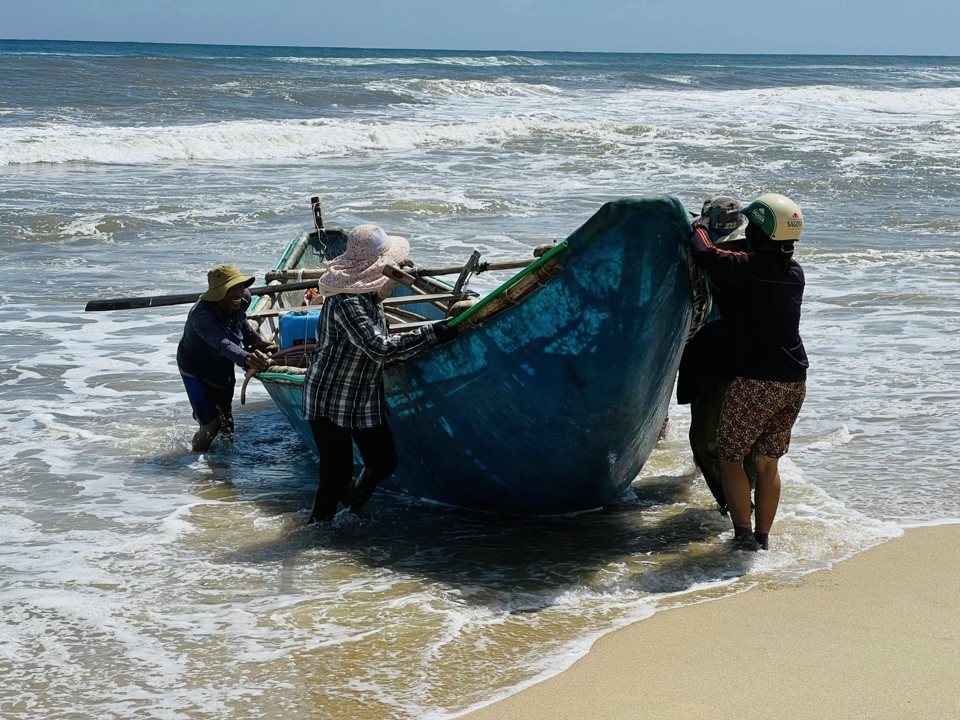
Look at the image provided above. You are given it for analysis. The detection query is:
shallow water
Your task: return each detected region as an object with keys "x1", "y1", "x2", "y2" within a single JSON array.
[{"x1": 1, "y1": 41, "x2": 959, "y2": 719}]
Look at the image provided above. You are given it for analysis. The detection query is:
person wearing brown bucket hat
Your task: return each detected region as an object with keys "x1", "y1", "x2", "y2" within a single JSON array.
[
  {"x1": 302, "y1": 224, "x2": 458, "y2": 523},
  {"x1": 177, "y1": 263, "x2": 278, "y2": 452}
]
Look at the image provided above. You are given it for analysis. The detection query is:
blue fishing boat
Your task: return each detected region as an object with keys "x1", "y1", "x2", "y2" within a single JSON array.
[{"x1": 248, "y1": 195, "x2": 704, "y2": 514}]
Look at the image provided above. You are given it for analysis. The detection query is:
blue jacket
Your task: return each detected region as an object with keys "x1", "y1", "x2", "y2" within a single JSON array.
[
  {"x1": 689, "y1": 225, "x2": 808, "y2": 382},
  {"x1": 176, "y1": 290, "x2": 260, "y2": 388}
]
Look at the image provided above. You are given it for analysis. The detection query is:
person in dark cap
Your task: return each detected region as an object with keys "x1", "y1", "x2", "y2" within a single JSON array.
[
  {"x1": 177, "y1": 263, "x2": 277, "y2": 452},
  {"x1": 302, "y1": 224, "x2": 457, "y2": 523},
  {"x1": 677, "y1": 196, "x2": 757, "y2": 515},
  {"x1": 688, "y1": 193, "x2": 808, "y2": 551}
]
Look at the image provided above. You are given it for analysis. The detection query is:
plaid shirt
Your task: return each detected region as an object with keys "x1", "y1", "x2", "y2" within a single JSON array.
[{"x1": 302, "y1": 292, "x2": 438, "y2": 429}]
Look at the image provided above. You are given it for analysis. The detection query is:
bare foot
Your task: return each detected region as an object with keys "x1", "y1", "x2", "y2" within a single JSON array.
[{"x1": 191, "y1": 418, "x2": 220, "y2": 452}]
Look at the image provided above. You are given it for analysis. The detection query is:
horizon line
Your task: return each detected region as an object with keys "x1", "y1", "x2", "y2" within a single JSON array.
[{"x1": 1, "y1": 37, "x2": 958, "y2": 59}]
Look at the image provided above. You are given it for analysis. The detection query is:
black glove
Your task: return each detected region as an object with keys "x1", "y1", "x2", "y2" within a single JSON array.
[{"x1": 432, "y1": 320, "x2": 459, "y2": 344}]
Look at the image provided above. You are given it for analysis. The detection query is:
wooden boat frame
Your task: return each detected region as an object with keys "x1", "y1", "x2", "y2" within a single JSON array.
[{"x1": 247, "y1": 195, "x2": 703, "y2": 515}]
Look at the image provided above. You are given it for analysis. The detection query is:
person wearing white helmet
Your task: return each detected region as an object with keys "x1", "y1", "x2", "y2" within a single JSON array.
[{"x1": 687, "y1": 193, "x2": 809, "y2": 551}]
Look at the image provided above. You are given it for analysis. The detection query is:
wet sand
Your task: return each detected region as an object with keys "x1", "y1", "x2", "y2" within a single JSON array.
[{"x1": 460, "y1": 524, "x2": 960, "y2": 720}]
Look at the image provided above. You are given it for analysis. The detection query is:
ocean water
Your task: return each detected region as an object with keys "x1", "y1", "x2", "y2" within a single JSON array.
[{"x1": 1, "y1": 40, "x2": 959, "y2": 719}]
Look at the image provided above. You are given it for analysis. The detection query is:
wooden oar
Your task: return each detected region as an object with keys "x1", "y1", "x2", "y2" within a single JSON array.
[{"x1": 84, "y1": 279, "x2": 320, "y2": 312}]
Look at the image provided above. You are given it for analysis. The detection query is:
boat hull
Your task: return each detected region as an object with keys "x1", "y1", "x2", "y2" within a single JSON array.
[{"x1": 260, "y1": 196, "x2": 695, "y2": 514}]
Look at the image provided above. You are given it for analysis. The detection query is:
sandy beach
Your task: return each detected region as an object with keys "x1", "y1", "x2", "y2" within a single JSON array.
[{"x1": 461, "y1": 524, "x2": 960, "y2": 720}]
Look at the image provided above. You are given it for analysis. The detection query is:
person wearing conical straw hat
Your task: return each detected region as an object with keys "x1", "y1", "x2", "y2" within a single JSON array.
[
  {"x1": 177, "y1": 263, "x2": 277, "y2": 452},
  {"x1": 302, "y1": 224, "x2": 458, "y2": 523},
  {"x1": 688, "y1": 193, "x2": 809, "y2": 552}
]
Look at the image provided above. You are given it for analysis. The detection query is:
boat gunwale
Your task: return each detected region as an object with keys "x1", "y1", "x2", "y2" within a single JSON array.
[{"x1": 255, "y1": 233, "x2": 570, "y2": 384}]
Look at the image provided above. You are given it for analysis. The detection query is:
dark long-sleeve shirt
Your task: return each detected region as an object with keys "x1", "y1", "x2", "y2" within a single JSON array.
[
  {"x1": 176, "y1": 290, "x2": 259, "y2": 388},
  {"x1": 688, "y1": 225, "x2": 808, "y2": 382},
  {"x1": 302, "y1": 292, "x2": 438, "y2": 429}
]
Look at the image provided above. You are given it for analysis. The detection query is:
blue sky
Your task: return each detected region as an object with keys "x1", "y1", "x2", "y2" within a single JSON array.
[{"x1": 3, "y1": 0, "x2": 959, "y2": 55}]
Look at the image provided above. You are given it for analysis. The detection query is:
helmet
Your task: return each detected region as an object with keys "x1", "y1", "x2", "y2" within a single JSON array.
[
  {"x1": 742, "y1": 193, "x2": 803, "y2": 241},
  {"x1": 700, "y1": 195, "x2": 744, "y2": 235}
]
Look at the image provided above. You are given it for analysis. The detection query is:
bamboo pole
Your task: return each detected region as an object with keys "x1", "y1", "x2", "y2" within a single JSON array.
[
  {"x1": 264, "y1": 267, "x2": 327, "y2": 282},
  {"x1": 409, "y1": 258, "x2": 533, "y2": 277},
  {"x1": 381, "y1": 264, "x2": 452, "y2": 312}
]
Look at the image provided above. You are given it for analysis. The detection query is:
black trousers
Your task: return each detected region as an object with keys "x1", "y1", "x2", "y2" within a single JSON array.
[{"x1": 308, "y1": 416, "x2": 398, "y2": 521}]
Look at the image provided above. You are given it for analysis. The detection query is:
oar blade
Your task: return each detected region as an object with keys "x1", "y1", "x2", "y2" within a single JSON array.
[
  {"x1": 84, "y1": 293, "x2": 202, "y2": 312},
  {"x1": 83, "y1": 279, "x2": 321, "y2": 312}
]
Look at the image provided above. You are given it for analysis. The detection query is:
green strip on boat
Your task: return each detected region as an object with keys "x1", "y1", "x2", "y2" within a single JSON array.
[{"x1": 446, "y1": 240, "x2": 567, "y2": 328}]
